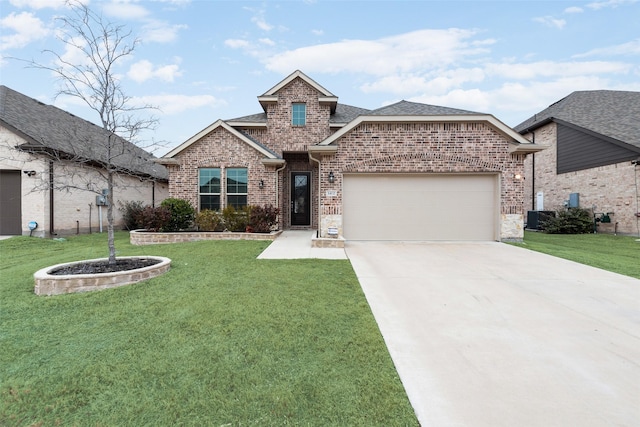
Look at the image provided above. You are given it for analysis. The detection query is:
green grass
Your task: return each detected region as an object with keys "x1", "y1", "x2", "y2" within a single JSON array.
[
  {"x1": 512, "y1": 231, "x2": 640, "y2": 279},
  {"x1": 0, "y1": 232, "x2": 418, "y2": 426}
]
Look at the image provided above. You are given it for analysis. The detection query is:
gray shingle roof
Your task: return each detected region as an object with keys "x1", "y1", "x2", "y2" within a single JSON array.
[
  {"x1": 369, "y1": 100, "x2": 481, "y2": 116},
  {"x1": 514, "y1": 90, "x2": 640, "y2": 150},
  {"x1": 0, "y1": 85, "x2": 168, "y2": 180}
]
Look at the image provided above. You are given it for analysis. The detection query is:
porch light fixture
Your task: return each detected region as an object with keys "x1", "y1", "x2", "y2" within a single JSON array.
[
  {"x1": 328, "y1": 171, "x2": 335, "y2": 183},
  {"x1": 514, "y1": 174, "x2": 522, "y2": 180},
  {"x1": 258, "y1": 179, "x2": 264, "y2": 189},
  {"x1": 23, "y1": 170, "x2": 36, "y2": 177}
]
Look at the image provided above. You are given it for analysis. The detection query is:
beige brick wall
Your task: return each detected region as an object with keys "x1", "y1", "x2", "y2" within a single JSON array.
[
  {"x1": 1, "y1": 125, "x2": 169, "y2": 237},
  {"x1": 523, "y1": 122, "x2": 640, "y2": 235}
]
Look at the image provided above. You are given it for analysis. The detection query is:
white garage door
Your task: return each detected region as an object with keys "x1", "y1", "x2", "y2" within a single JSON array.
[{"x1": 343, "y1": 174, "x2": 498, "y2": 241}]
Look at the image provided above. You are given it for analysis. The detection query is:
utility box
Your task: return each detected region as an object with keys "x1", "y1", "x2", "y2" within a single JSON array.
[{"x1": 568, "y1": 193, "x2": 580, "y2": 208}]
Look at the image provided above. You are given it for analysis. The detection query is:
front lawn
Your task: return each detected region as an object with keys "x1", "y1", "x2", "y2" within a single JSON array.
[
  {"x1": 0, "y1": 232, "x2": 418, "y2": 426},
  {"x1": 513, "y1": 231, "x2": 640, "y2": 279}
]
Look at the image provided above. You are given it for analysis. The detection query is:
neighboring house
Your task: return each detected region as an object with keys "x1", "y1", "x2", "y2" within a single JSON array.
[
  {"x1": 515, "y1": 90, "x2": 640, "y2": 235},
  {"x1": 158, "y1": 70, "x2": 542, "y2": 242},
  {"x1": 0, "y1": 85, "x2": 169, "y2": 237}
]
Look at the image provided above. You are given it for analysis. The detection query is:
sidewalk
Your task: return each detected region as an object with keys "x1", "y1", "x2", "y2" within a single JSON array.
[{"x1": 257, "y1": 230, "x2": 347, "y2": 260}]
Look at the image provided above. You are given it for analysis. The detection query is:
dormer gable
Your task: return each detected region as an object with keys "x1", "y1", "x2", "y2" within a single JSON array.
[{"x1": 257, "y1": 70, "x2": 338, "y2": 114}]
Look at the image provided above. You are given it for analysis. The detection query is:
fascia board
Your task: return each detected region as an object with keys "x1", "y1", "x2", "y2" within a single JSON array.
[
  {"x1": 162, "y1": 119, "x2": 277, "y2": 159},
  {"x1": 261, "y1": 158, "x2": 286, "y2": 166},
  {"x1": 261, "y1": 70, "x2": 336, "y2": 97},
  {"x1": 308, "y1": 145, "x2": 338, "y2": 154},
  {"x1": 225, "y1": 121, "x2": 267, "y2": 128}
]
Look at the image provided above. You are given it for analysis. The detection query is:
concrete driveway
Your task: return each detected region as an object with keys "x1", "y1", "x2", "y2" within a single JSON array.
[{"x1": 345, "y1": 241, "x2": 640, "y2": 427}]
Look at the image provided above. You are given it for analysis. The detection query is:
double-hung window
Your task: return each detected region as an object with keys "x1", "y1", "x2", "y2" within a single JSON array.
[
  {"x1": 226, "y1": 168, "x2": 248, "y2": 209},
  {"x1": 199, "y1": 168, "x2": 221, "y2": 210},
  {"x1": 292, "y1": 103, "x2": 306, "y2": 126}
]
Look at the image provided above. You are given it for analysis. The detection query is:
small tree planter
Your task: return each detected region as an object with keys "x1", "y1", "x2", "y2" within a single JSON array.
[
  {"x1": 34, "y1": 256, "x2": 171, "y2": 296},
  {"x1": 130, "y1": 229, "x2": 282, "y2": 245}
]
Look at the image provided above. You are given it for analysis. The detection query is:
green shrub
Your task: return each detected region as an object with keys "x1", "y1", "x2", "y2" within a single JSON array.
[
  {"x1": 195, "y1": 209, "x2": 223, "y2": 231},
  {"x1": 137, "y1": 206, "x2": 171, "y2": 232},
  {"x1": 160, "y1": 198, "x2": 195, "y2": 231},
  {"x1": 542, "y1": 207, "x2": 594, "y2": 234},
  {"x1": 249, "y1": 204, "x2": 280, "y2": 233},
  {"x1": 222, "y1": 205, "x2": 250, "y2": 232},
  {"x1": 118, "y1": 200, "x2": 146, "y2": 230}
]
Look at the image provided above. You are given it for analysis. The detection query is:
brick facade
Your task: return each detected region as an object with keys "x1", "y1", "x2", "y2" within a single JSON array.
[
  {"x1": 162, "y1": 72, "x2": 535, "y2": 240},
  {"x1": 523, "y1": 122, "x2": 640, "y2": 235}
]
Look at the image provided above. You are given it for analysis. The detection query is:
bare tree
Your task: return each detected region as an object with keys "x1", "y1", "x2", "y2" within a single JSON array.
[{"x1": 20, "y1": 0, "x2": 159, "y2": 264}]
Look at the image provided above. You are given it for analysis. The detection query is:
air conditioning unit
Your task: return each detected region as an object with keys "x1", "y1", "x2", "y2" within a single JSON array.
[{"x1": 526, "y1": 211, "x2": 555, "y2": 230}]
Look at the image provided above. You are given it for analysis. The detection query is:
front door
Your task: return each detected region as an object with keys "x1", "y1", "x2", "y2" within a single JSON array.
[{"x1": 291, "y1": 172, "x2": 311, "y2": 226}]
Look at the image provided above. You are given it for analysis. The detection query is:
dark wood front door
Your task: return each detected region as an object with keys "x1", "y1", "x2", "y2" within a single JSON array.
[{"x1": 291, "y1": 172, "x2": 311, "y2": 226}]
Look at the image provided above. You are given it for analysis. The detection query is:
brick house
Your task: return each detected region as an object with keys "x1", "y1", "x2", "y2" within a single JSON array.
[
  {"x1": 0, "y1": 85, "x2": 169, "y2": 237},
  {"x1": 515, "y1": 90, "x2": 640, "y2": 235},
  {"x1": 158, "y1": 70, "x2": 541, "y2": 241}
]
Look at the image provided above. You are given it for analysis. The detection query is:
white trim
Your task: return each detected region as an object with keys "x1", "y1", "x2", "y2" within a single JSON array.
[
  {"x1": 318, "y1": 114, "x2": 537, "y2": 147},
  {"x1": 162, "y1": 119, "x2": 277, "y2": 159},
  {"x1": 261, "y1": 70, "x2": 336, "y2": 97}
]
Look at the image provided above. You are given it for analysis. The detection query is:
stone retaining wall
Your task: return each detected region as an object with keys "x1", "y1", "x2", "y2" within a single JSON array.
[{"x1": 130, "y1": 229, "x2": 282, "y2": 245}]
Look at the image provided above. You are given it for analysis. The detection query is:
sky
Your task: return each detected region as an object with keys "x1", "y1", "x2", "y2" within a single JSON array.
[{"x1": 1, "y1": 0, "x2": 639, "y2": 155}]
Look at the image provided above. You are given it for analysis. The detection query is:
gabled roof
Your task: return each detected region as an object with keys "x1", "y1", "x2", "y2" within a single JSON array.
[
  {"x1": 161, "y1": 119, "x2": 280, "y2": 160},
  {"x1": 514, "y1": 90, "x2": 640, "y2": 150},
  {"x1": 258, "y1": 70, "x2": 338, "y2": 113},
  {"x1": 317, "y1": 100, "x2": 540, "y2": 153},
  {"x1": 0, "y1": 85, "x2": 168, "y2": 180},
  {"x1": 227, "y1": 103, "x2": 370, "y2": 128},
  {"x1": 370, "y1": 100, "x2": 480, "y2": 116}
]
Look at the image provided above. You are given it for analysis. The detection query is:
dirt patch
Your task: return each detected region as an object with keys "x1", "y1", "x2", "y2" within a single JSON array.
[{"x1": 50, "y1": 258, "x2": 161, "y2": 275}]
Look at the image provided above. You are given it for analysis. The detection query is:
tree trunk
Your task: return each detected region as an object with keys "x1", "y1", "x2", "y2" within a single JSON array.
[{"x1": 107, "y1": 170, "x2": 116, "y2": 264}]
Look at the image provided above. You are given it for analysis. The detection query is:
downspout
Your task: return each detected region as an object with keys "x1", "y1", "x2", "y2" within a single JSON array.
[
  {"x1": 308, "y1": 152, "x2": 321, "y2": 237},
  {"x1": 49, "y1": 160, "x2": 55, "y2": 236},
  {"x1": 152, "y1": 180, "x2": 156, "y2": 207},
  {"x1": 531, "y1": 131, "x2": 536, "y2": 211}
]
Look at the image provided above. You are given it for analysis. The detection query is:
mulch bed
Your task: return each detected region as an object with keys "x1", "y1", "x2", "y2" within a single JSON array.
[{"x1": 50, "y1": 258, "x2": 161, "y2": 275}]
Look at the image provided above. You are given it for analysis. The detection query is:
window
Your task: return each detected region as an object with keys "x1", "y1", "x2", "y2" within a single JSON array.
[
  {"x1": 199, "y1": 168, "x2": 220, "y2": 210},
  {"x1": 292, "y1": 103, "x2": 306, "y2": 126},
  {"x1": 226, "y1": 168, "x2": 248, "y2": 209}
]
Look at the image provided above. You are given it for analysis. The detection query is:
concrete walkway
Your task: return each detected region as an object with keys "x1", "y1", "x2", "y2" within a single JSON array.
[
  {"x1": 346, "y1": 241, "x2": 640, "y2": 427},
  {"x1": 257, "y1": 230, "x2": 347, "y2": 259}
]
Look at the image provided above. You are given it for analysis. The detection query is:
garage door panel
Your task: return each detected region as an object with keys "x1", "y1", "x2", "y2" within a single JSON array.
[{"x1": 343, "y1": 174, "x2": 497, "y2": 241}]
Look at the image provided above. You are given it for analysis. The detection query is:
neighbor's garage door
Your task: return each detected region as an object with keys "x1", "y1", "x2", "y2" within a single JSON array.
[
  {"x1": 0, "y1": 170, "x2": 22, "y2": 235},
  {"x1": 343, "y1": 174, "x2": 498, "y2": 241}
]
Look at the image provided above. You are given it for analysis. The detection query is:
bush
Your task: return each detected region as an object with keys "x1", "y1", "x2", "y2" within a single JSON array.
[
  {"x1": 118, "y1": 200, "x2": 146, "y2": 230},
  {"x1": 542, "y1": 207, "x2": 594, "y2": 234},
  {"x1": 249, "y1": 204, "x2": 280, "y2": 233},
  {"x1": 160, "y1": 198, "x2": 195, "y2": 231},
  {"x1": 222, "y1": 205, "x2": 250, "y2": 232},
  {"x1": 137, "y1": 206, "x2": 171, "y2": 232},
  {"x1": 195, "y1": 209, "x2": 223, "y2": 231}
]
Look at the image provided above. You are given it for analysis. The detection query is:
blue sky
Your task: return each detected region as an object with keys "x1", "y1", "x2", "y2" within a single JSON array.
[{"x1": 1, "y1": 0, "x2": 639, "y2": 155}]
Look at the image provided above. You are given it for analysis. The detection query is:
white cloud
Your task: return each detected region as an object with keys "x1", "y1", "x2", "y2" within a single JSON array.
[
  {"x1": 127, "y1": 59, "x2": 183, "y2": 83},
  {"x1": 133, "y1": 94, "x2": 223, "y2": 115},
  {"x1": 361, "y1": 68, "x2": 485, "y2": 95},
  {"x1": 0, "y1": 11, "x2": 49, "y2": 50},
  {"x1": 586, "y1": 0, "x2": 638, "y2": 10},
  {"x1": 532, "y1": 16, "x2": 567, "y2": 29},
  {"x1": 573, "y1": 39, "x2": 640, "y2": 57},
  {"x1": 564, "y1": 6, "x2": 584, "y2": 13},
  {"x1": 263, "y1": 29, "x2": 493, "y2": 76},
  {"x1": 142, "y1": 21, "x2": 188, "y2": 43},
  {"x1": 9, "y1": 0, "x2": 69, "y2": 9},
  {"x1": 259, "y1": 38, "x2": 276, "y2": 46},
  {"x1": 225, "y1": 39, "x2": 250, "y2": 49},
  {"x1": 102, "y1": 1, "x2": 150, "y2": 20},
  {"x1": 252, "y1": 16, "x2": 274, "y2": 31},
  {"x1": 485, "y1": 60, "x2": 631, "y2": 80},
  {"x1": 312, "y1": 29, "x2": 324, "y2": 36}
]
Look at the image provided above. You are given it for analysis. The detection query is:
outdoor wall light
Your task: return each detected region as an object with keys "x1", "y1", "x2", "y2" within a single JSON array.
[
  {"x1": 258, "y1": 179, "x2": 264, "y2": 189},
  {"x1": 514, "y1": 173, "x2": 522, "y2": 180},
  {"x1": 23, "y1": 170, "x2": 36, "y2": 177},
  {"x1": 328, "y1": 171, "x2": 335, "y2": 183}
]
